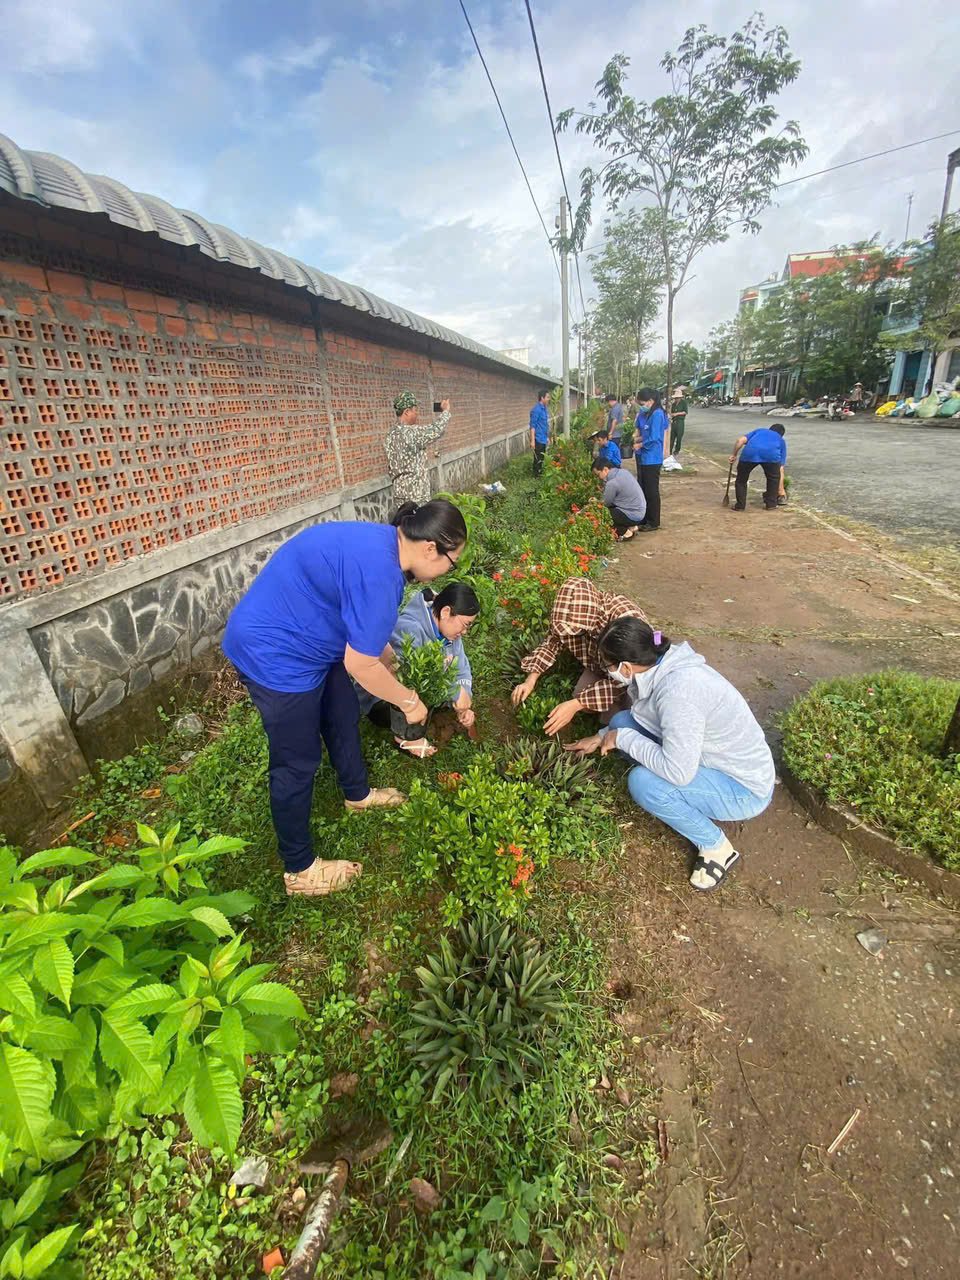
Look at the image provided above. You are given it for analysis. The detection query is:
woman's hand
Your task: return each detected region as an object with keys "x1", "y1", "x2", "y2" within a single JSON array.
[
  {"x1": 404, "y1": 696, "x2": 429, "y2": 726},
  {"x1": 456, "y1": 707, "x2": 476, "y2": 728},
  {"x1": 544, "y1": 698, "x2": 583, "y2": 736},
  {"x1": 599, "y1": 730, "x2": 619, "y2": 756},
  {"x1": 454, "y1": 688, "x2": 475, "y2": 727},
  {"x1": 511, "y1": 674, "x2": 538, "y2": 707},
  {"x1": 564, "y1": 734, "x2": 603, "y2": 756}
]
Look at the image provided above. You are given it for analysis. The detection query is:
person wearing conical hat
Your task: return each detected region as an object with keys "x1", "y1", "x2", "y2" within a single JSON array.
[{"x1": 385, "y1": 390, "x2": 450, "y2": 508}]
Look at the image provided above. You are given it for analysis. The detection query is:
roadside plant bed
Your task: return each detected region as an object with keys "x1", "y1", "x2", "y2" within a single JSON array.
[{"x1": 780, "y1": 671, "x2": 960, "y2": 872}]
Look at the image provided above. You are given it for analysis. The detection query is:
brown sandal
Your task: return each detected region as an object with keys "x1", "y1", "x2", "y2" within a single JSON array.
[
  {"x1": 344, "y1": 787, "x2": 406, "y2": 811},
  {"x1": 283, "y1": 858, "x2": 362, "y2": 897}
]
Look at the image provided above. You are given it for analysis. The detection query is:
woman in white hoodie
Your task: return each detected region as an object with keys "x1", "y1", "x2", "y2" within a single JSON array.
[{"x1": 566, "y1": 618, "x2": 775, "y2": 890}]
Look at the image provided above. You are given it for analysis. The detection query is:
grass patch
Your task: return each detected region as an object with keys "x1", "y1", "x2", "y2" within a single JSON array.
[{"x1": 780, "y1": 670, "x2": 960, "y2": 870}]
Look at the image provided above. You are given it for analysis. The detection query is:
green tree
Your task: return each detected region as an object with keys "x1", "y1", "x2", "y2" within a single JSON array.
[
  {"x1": 558, "y1": 16, "x2": 807, "y2": 401},
  {"x1": 672, "y1": 340, "x2": 702, "y2": 384},
  {"x1": 886, "y1": 213, "x2": 960, "y2": 385},
  {"x1": 588, "y1": 207, "x2": 664, "y2": 372}
]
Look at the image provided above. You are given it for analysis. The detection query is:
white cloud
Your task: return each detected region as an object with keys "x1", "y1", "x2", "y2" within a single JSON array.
[
  {"x1": 0, "y1": 0, "x2": 145, "y2": 73},
  {"x1": 238, "y1": 36, "x2": 334, "y2": 84}
]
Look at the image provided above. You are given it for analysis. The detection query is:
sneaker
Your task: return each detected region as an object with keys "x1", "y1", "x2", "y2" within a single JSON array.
[{"x1": 284, "y1": 857, "x2": 361, "y2": 897}]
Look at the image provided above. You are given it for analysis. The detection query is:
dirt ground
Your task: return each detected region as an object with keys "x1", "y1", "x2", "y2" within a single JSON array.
[{"x1": 601, "y1": 458, "x2": 960, "y2": 1279}]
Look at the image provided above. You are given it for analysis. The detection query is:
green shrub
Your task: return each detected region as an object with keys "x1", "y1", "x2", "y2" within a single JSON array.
[
  {"x1": 780, "y1": 671, "x2": 960, "y2": 869},
  {"x1": 0, "y1": 822, "x2": 305, "y2": 1276},
  {"x1": 403, "y1": 914, "x2": 562, "y2": 1103},
  {"x1": 396, "y1": 634, "x2": 458, "y2": 710}
]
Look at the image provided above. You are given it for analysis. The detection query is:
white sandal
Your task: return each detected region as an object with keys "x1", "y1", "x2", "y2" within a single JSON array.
[{"x1": 394, "y1": 737, "x2": 437, "y2": 759}]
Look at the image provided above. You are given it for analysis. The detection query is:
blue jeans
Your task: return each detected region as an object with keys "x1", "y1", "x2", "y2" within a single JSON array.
[
  {"x1": 240, "y1": 663, "x2": 369, "y2": 873},
  {"x1": 607, "y1": 711, "x2": 772, "y2": 852}
]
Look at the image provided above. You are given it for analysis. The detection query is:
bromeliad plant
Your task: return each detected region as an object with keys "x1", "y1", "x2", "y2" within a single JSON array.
[
  {"x1": 396, "y1": 634, "x2": 458, "y2": 710},
  {"x1": 0, "y1": 822, "x2": 305, "y2": 1278},
  {"x1": 404, "y1": 913, "x2": 562, "y2": 1104}
]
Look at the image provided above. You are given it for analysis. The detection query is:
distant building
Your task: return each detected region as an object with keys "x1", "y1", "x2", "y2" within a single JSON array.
[{"x1": 498, "y1": 346, "x2": 530, "y2": 365}]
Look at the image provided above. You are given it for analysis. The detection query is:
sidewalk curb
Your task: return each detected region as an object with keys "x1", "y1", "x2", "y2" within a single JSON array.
[{"x1": 780, "y1": 763, "x2": 960, "y2": 905}]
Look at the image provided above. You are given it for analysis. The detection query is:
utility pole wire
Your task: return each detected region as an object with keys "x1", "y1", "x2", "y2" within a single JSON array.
[
  {"x1": 457, "y1": 0, "x2": 560, "y2": 281},
  {"x1": 776, "y1": 129, "x2": 960, "y2": 188},
  {"x1": 523, "y1": 0, "x2": 588, "y2": 323}
]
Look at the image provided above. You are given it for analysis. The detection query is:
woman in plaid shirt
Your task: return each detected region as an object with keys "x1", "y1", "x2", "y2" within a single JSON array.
[{"x1": 511, "y1": 578, "x2": 649, "y2": 734}]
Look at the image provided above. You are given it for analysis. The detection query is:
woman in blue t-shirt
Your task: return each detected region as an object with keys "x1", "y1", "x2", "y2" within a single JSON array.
[
  {"x1": 222, "y1": 499, "x2": 467, "y2": 898},
  {"x1": 632, "y1": 387, "x2": 668, "y2": 531}
]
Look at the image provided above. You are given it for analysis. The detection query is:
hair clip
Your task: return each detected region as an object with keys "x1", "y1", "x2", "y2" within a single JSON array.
[{"x1": 653, "y1": 630, "x2": 662, "y2": 645}]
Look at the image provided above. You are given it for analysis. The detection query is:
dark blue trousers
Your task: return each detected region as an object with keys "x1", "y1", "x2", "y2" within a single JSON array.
[{"x1": 241, "y1": 663, "x2": 369, "y2": 873}]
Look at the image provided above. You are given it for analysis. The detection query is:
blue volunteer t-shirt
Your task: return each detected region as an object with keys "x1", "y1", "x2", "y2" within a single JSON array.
[
  {"x1": 530, "y1": 402, "x2": 550, "y2": 444},
  {"x1": 741, "y1": 428, "x2": 787, "y2": 465},
  {"x1": 222, "y1": 522, "x2": 405, "y2": 692},
  {"x1": 635, "y1": 407, "x2": 668, "y2": 464},
  {"x1": 599, "y1": 439, "x2": 622, "y2": 466}
]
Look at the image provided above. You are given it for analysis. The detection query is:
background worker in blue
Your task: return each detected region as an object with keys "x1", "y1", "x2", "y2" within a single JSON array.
[
  {"x1": 730, "y1": 423, "x2": 787, "y2": 511},
  {"x1": 605, "y1": 393, "x2": 624, "y2": 447},
  {"x1": 529, "y1": 388, "x2": 551, "y2": 477},
  {"x1": 632, "y1": 387, "x2": 669, "y2": 531},
  {"x1": 595, "y1": 427, "x2": 622, "y2": 467},
  {"x1": 223, "y1": 499, "x2": 468, "y2": 898}
]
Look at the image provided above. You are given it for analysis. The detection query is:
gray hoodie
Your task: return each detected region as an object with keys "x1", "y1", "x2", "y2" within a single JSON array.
[
  {"x1": 612, "y1": 642, "x2": 775, "y2": 798},
  {"x1": 602, "y1": 467, "x2": 646, "y2": 524}
]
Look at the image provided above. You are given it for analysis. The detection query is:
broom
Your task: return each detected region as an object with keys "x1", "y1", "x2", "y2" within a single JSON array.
[{"x1": 721, "y1": 459, "x2": 734, "y2": 506}]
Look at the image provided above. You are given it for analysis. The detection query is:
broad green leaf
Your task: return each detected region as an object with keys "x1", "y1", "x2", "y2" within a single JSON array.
[
  {"x1": 0, "y1": 1234, "x2": 24, "y2": 1280},
  {"x1": 12, "y1": 1174, "x2": 52, "y2": 1227},
  {"x1": 71, "y1": 958, "x2": 137, "y2": 1008},
  {"x1": 147, "y1": 1043, "x2": 199, "y2": 1115},
  {"x1": 183, "y1": 1053, "x2": 242, "y2": 1156},
  {"x1": 16, "y1": 848, "x2": 96, "y2": 877},
  {"x1": 0, "y1": 1045, "x2": 55, "y2": 1157},
  {"x1": 209, "y1": 1006, "x2": 245, "y2": 1082},
  {"x1": 225, "y1": 963, "x2": 274, "y2": 1003},
  {"x1": 3, "y1": 916, "x2": 76, "y2": 955},
  {"x1": 190, "y1": 835, "x2": 246, "y2": 862},
  {"x1": 22, "y1": 1225, "x2": 78, "y2": 1278},
  {"x1": 32, "y1": 939, "x2": 74, "y2": 1011},
  {"x1": 65, "y1": 865, "x2": 149, "y2": 901},
  {"x1": 0, "y1": 884, "x2": 38, "y2": 912},
  {"x1": 188, "y1": 907, "x2": 234, "y2": 939},
  {"x1": 160, "y1": 821, "x2": 182, "y2": 853},
  {"x1": 237, "y1": 982, "x2": 305, "y2": 1020},
  {"x1": 99, "y1": 1014, "x2": 162, "y2": 1095},
  {"x1": 479, "y1": 1194, "x2": 507, "y2": 1223},
  {"x1": 135, "y1": 823, "x2": 161, "y2": 848},
  {"x1": 110, "y1": 899, "x2": 185, "y2": 929},
  {"x1": 208, "y1": 934, "x2": 246, "y2": 982},
  {"x1": 242, "y1": 1013, "x2": 298, "y2": 1055},
  {"x1": 19, "y1": 1015, "x2": 81, "y2": 1057},
  {"x1": 152, "y1": 1011, "x2": 183, "y2": 1049},
  {"x1": 0, "y1": 846, "x2": 16, "y2": 885},
  {"x1": 188, "y1": 890, "x2": 256, "y2": 918},
  {"x1": 90, "y1": 934, "x2": 124, "y2": 966},
  {"x1": 106, "y1": 983, "x2": 178, "y2": 1020},
  {"x1": 511, "y1": 1206, "x2": 530, "y2": 1245},
  {"x1": 0, "y1": 976, "x2": 36, "y2": 1021},
  {"x1": 62, "y1": 1009, "x2": 97, "y2": 1088},
  {"x1": 161, "y1": 866, "x2": 180, "y2": 895}
]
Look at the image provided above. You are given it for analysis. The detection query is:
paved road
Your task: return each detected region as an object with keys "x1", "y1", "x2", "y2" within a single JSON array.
[{"x1": 678, "y1": 407, "x2": 960, "y2": 545}]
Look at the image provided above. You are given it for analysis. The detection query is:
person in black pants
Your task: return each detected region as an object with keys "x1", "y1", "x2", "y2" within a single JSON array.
[
  {"x1": 632, "y1": 387, "x2": 668, "y2": 531},
  {"x1": 729, "y1": 423, "x2": 787, "y2": 511}
]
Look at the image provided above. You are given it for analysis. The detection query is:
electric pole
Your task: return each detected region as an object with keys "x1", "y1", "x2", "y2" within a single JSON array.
[
  {"x1": 939, "y1": 147, "x2": 960, "y2": 226},
  {"x1": 557, "y1": 197, "x2": 570, "y2": 436},
  {"x1": 904, "y1": 192, "x2": 914, "y2": 244}
]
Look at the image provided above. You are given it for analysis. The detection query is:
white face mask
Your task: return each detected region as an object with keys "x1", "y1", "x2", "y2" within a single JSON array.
[{"x1": 607, "y1": 663, "x2": 632, "y2": 687}]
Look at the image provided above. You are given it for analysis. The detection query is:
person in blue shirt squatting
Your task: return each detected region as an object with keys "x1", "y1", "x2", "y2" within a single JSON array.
[
  {"x1": 729, "y1": 423, "x2": 787, "y2": 511},
  {"x1": 529, "y1": 388, "x2": 551, "y2": 477},
  {"x1": 593, "y1": 427, "x2": 622, "y2": 467},
  {"x1": 632, "y1": 387, "x2": 668, "y2": 531},
  {"x1": 222, "y1": 499, "x2": 468, "y2": 898},
  {"x1": 591, "y1": 455, "x2": 645, "y2": 540},
  {"x1": 565, "y1": 618, "x2": 775, "y2": 892},
  {"x1": 360, "y1": 581, "x2": 479, "y2": 759},
  {"x1": 605, "y1": 393, "x2": 624, "y2": 447}
]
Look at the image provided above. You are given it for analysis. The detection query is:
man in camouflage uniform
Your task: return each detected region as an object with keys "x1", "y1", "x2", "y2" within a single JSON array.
[{"x1": 385, "y1": 391, "x2": 451, "y2": 508}]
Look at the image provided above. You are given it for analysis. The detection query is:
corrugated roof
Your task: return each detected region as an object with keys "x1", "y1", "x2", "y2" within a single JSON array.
[{"x1": 0, "y1": 131, "x2": 547, "y2": 381}]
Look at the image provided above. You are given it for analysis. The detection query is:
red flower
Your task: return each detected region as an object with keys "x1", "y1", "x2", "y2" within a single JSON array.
[{"x1": 492, "y1": 572, "x2": 502, "y2": 581}]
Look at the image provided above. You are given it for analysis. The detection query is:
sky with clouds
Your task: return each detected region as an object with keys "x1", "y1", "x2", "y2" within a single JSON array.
[{"x1": 2, "y1": 0, "x2": 957, "y2": 372}]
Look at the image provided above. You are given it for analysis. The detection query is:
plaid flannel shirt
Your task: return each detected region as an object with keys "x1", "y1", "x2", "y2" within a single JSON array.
[{"x1": 520, "y1": 579, "x2": 648, "y2": 713}]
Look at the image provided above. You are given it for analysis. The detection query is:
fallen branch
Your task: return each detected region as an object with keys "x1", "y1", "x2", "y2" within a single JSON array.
[
  {"x1": 282, "y1": 1159, "x2": 349, "y2": 1279},
  {"x1": 55, "y1": 811, "x2": 94, "y2": 844}
]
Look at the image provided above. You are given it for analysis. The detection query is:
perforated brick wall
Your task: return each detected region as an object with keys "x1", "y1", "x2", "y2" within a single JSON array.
[{"x1": 0, "y1": 209, "x2": 543, "y2": 604}]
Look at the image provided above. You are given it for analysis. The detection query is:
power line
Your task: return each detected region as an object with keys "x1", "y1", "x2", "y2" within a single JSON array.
[
  {"x1": 777, "y1": 129, "x2": 960, "y2": 188},
  {"x1": 457, "y1": 0, "x2": 560, "y2": 280},
  {"x1": 523, "y1": 0, "x2": 588, "y2": 321}
]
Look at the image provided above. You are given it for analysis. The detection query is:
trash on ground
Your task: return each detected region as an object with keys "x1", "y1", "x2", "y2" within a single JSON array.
[{"x1": 856, "y1": 928, "x2": 887, "y2": 956}]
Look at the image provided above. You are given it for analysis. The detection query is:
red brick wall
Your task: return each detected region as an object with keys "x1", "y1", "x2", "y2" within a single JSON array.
[{"x1": 0, "y1": 209, "x2": 541, "y2": 603}]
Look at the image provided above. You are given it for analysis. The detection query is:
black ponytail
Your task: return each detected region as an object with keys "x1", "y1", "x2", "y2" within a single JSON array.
[
  {"x1": 390, "y1": 498, "x2": 468, "y2": 553},
  {"x1": 637, "y1": 386, "x2": 663, "y2": 411},
  {"x1": 598, "y1": 617, "x2": 671, "y2": 666},
  {"x1": 426, "y1": 582, "x2": 481, "y2": 618}
]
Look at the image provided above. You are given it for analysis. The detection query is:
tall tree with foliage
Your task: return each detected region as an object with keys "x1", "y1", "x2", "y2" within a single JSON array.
[
  {"x1": 588, "y1": 207, "x2": 664, "y2": 373},
  {"x1": 886, "y1": 213, "x2": 960, "y2": 388},
  {"x1": 558, "y1": 15, "x2": 807, "y2": 400}
]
